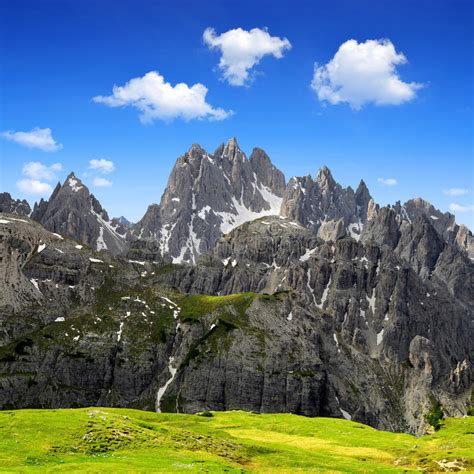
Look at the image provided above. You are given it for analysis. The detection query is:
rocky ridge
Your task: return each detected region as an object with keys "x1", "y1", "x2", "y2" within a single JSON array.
[
  {"x1": 129, "y1": 138, "x2": 286, "y2": 263},
  {"x1": 0, "y1": 192, "x2": 31, "y2": 216},
  {"x1": 0, "y1": 213, "x2": 471, "y2": 435},
  {"x1": 1, "y1": 138, "x2": 472, "y2": 435},
  {"x1": 30, "y1": 173, "x2": 127, "y2": 255}
]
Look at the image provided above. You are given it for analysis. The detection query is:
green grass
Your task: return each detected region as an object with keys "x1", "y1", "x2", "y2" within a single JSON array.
[
  {"x1": 178, "y1": 292, "x2": 257, "y2": 323},
  {"x1": 0, "y1": 408, "x2": 472, "y2": 473}
]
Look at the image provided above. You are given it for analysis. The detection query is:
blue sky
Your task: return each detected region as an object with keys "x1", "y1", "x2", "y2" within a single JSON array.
[{"x1": 0, "y1": 0, "x2": 473, "y2": 227}]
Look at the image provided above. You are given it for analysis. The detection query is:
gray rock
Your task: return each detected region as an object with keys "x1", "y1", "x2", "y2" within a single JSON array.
[
  {"x1": 130, "y1": 138, "x2": 286, "y2": 263},
  {"x1": 280, "y1": 166, "x2": 375, "y2": 240},
  {"x1": 0, "y1": 193, "x2": 31, "y2": 216},
  {"x1": 31, "y1": 173, "x2": 127, "y2": 255}
]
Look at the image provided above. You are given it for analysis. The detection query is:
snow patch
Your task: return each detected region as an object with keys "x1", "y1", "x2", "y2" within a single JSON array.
[
  {"x1": 306, "y1": 269, "x2": 317, "y2": 306},
  {"x1": 217, "y1": 186, "x2": 282, "y2": 235},
  {"x1": 316, "y1": 276, "x2": 331, "y2": 309},
  {"x1": 340, "y1": 408, "x2": 352, "y2": 421},
  {"x1": 55, "y1": 317, "x2": 65, "y2": 322},
  {"x1": 366, "y1": 291, "x2": 376, "y2": 314},
  {"x1": 89, "y1": 258, "x2": 104, "y2": 263},
  {"x1": 117, "y1": 321, "x2": 124, "y2": 342},
  {"x1": 198, "y1": 205, "x2": 212, "y2": 220},
  {"x1": 156, "y1": 358, "x2": 178, "y2": 412},
  {"x1": 377, "y1": 328, "x2": 384, "y2": 345},
  {"x1": 68, "y1": 176, "x2": 83, "y2": 192},
  {"x1": 30, "y1": 278, "x2": 41, "y2": 294},
  {"x1": 299, "y1": 248, "x2": 317, "y2": 262},
  {"x1": 96, "y1": 227, "x2": 107, "y2": 251},
  {"x1": 347, "y1": 220, "x2": 363, "y2": 242}
]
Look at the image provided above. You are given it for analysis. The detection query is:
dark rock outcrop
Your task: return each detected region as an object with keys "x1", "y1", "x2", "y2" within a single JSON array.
[{"x1": 0, "y1": 192, "x2": 31, "y2": 216}]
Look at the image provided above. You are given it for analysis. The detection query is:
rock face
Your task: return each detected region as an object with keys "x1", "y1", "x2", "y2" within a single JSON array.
[
  {"x1": 0, "y1": 136, "x2": 473, "y2": 436},
  {"x1": 393, "y1": 198, "x2": 474, "y2": 258},
  {"x1": 281, "y1": 168, "x2": 378, "y2": 242},
  {"x1": 130, "y1": 138, "x2": 286, "y2": 263},
  {"x1": 31, "y1": 173, "x2": 127, "y2": 255},
  {"x1": 0, "y1": 215, "x2": 471, "y2": 436},
  {"x1": 0, "y1": 192, "x2": 31, "y2": 216}
]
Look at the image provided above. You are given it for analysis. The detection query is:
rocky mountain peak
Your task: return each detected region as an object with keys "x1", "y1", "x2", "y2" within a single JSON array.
[
  {"x1": 187, "y1": 143, "x2": 206, "y2": 159},
  {"x1": 356, "y1": 179, "x2": 369, "y2": 197},
  {"x1": 131, "y1": 138, "x2": 286, "y2": 263},
  {"x1": 0, "y1": 192, "x2": 31, "y2": 216},
  {"x1": 390, "y1": 197, "x2": 473, "y2": 258},
  {"x1": 281, "y1": 166, "x2": 372, "y2": 241},
  {"x1": 316, "y1": 165, "x2": 336, "y2": 192},
  {"x1": 355, "y1": 179, "x2": 373, "y2": 221},
  {"x1": 222, "y1": 136, "x2": 241, "y2": 159},
  {"x1": 64, "y1": 172, "x2": 85, "y2": 193},
  {"x1": 30, "y1": 172, "x2": 126, "y2": 255}
]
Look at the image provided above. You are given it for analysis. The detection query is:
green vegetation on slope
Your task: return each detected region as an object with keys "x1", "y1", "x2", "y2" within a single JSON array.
[{"x1": 0, "y1": 408, "x2": 472, "y2": 473}]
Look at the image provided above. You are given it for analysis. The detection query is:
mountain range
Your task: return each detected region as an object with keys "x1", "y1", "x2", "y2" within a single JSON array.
[{"x1": 0, "y1": 137, "x2": 472, "y2": 435}]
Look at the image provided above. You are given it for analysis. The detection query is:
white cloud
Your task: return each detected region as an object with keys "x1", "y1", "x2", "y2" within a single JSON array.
[
  {"x1": 93, "y1": 177, "x2": 113, "y2": 187},
  {"x1": 377, "y1": 177, "x2": 398, "y2": 186},
  {"x1": 311, "y1": 39, "x2": 422, "y2": 109},
  {"x1": 2, "y1": 127, "x2": 62, "y2": 151},
  {"x1": 89, "y1": 158, "x2": 115, "y2": 174},
  {"x1": 203, "y1": 27, "x2": 291, "y2": 86},
  {"x1": 449, "y1": 203, "x2": 474, "y2": 213},
  {"x1": 22, "y1": 162, "x2": 62, "y2": 181},
  {"x1": 16, "y1": 161, "x2": 62, "y2": 196},
  {"x1": 93, "y1": 71, "x2": 232, "y2": 123},
  {"x1": 16, "y1": 179, "x2": 53, "y2": 195},
  {"x1": 443, "y1": 188, "x2": 469, "y2": 196}
]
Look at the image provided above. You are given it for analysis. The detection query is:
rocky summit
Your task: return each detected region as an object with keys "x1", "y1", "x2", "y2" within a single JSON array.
[
  {"x1": 129, "y1": 138, "x2": 286, "y2": 263},
  {"x1": 30, "y1": 172, "x2": 127, "y2": 255},
  {"x1": 0, "y1": 138, "x2": 472, "y2": 436}
]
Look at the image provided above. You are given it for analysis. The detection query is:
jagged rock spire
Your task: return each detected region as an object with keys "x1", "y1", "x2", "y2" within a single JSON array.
[{"x1": 30, "y1": 172, "x2": 127, "y2": 255}]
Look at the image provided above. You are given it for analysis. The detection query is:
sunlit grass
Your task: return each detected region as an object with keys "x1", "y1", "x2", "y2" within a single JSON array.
[{"x1": 0, "y1": 408, "x2": 472, "y2": 472}]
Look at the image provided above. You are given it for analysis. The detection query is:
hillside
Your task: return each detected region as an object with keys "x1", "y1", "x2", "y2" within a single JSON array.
[{"x1": 0, "y1": 408, "x2": 472, "y2": 472}]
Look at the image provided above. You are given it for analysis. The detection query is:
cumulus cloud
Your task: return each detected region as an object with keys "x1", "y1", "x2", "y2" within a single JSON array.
[
  {"x1": 17, "y1": 179, "x2": 53, "y2": 195},
  {"x1": 93, "y1": 71, "x2": 232, "y2": 123},
  {"x1": 16, "y1": 161, "x2": 62, "y2": 195},
  {"x1": 443, "y1": 188, "x2": 469, "y2": 196},
  {"x1": 377, "y1": 177, "x2": 398, "y2": 186},
  {"x1": 449, "y1": 203, "x2": 474, "y2": 213},
  {"x1": 203, "y1": 27, "x2": 291, "y2": 86},
  {"x1": 311, "y1": 39, "x2": 422, "y2": 109},
  {"x1": 22, "y1": 161, "x2": 62, "y2": 181},
  {"x1": 93, "y1": 177, "x2": 113, "y2": 187},
  {"x1": 2, "y1": 127, "x2": 63, "y2": 151},
  {"x1": 89, "y1": 158, "x2": 115, "y2": 174}
]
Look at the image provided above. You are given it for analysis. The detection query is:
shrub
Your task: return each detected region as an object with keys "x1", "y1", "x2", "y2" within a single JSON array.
[{"x1": 425, "y1": 398, "x2": 444, "y2": 431}]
